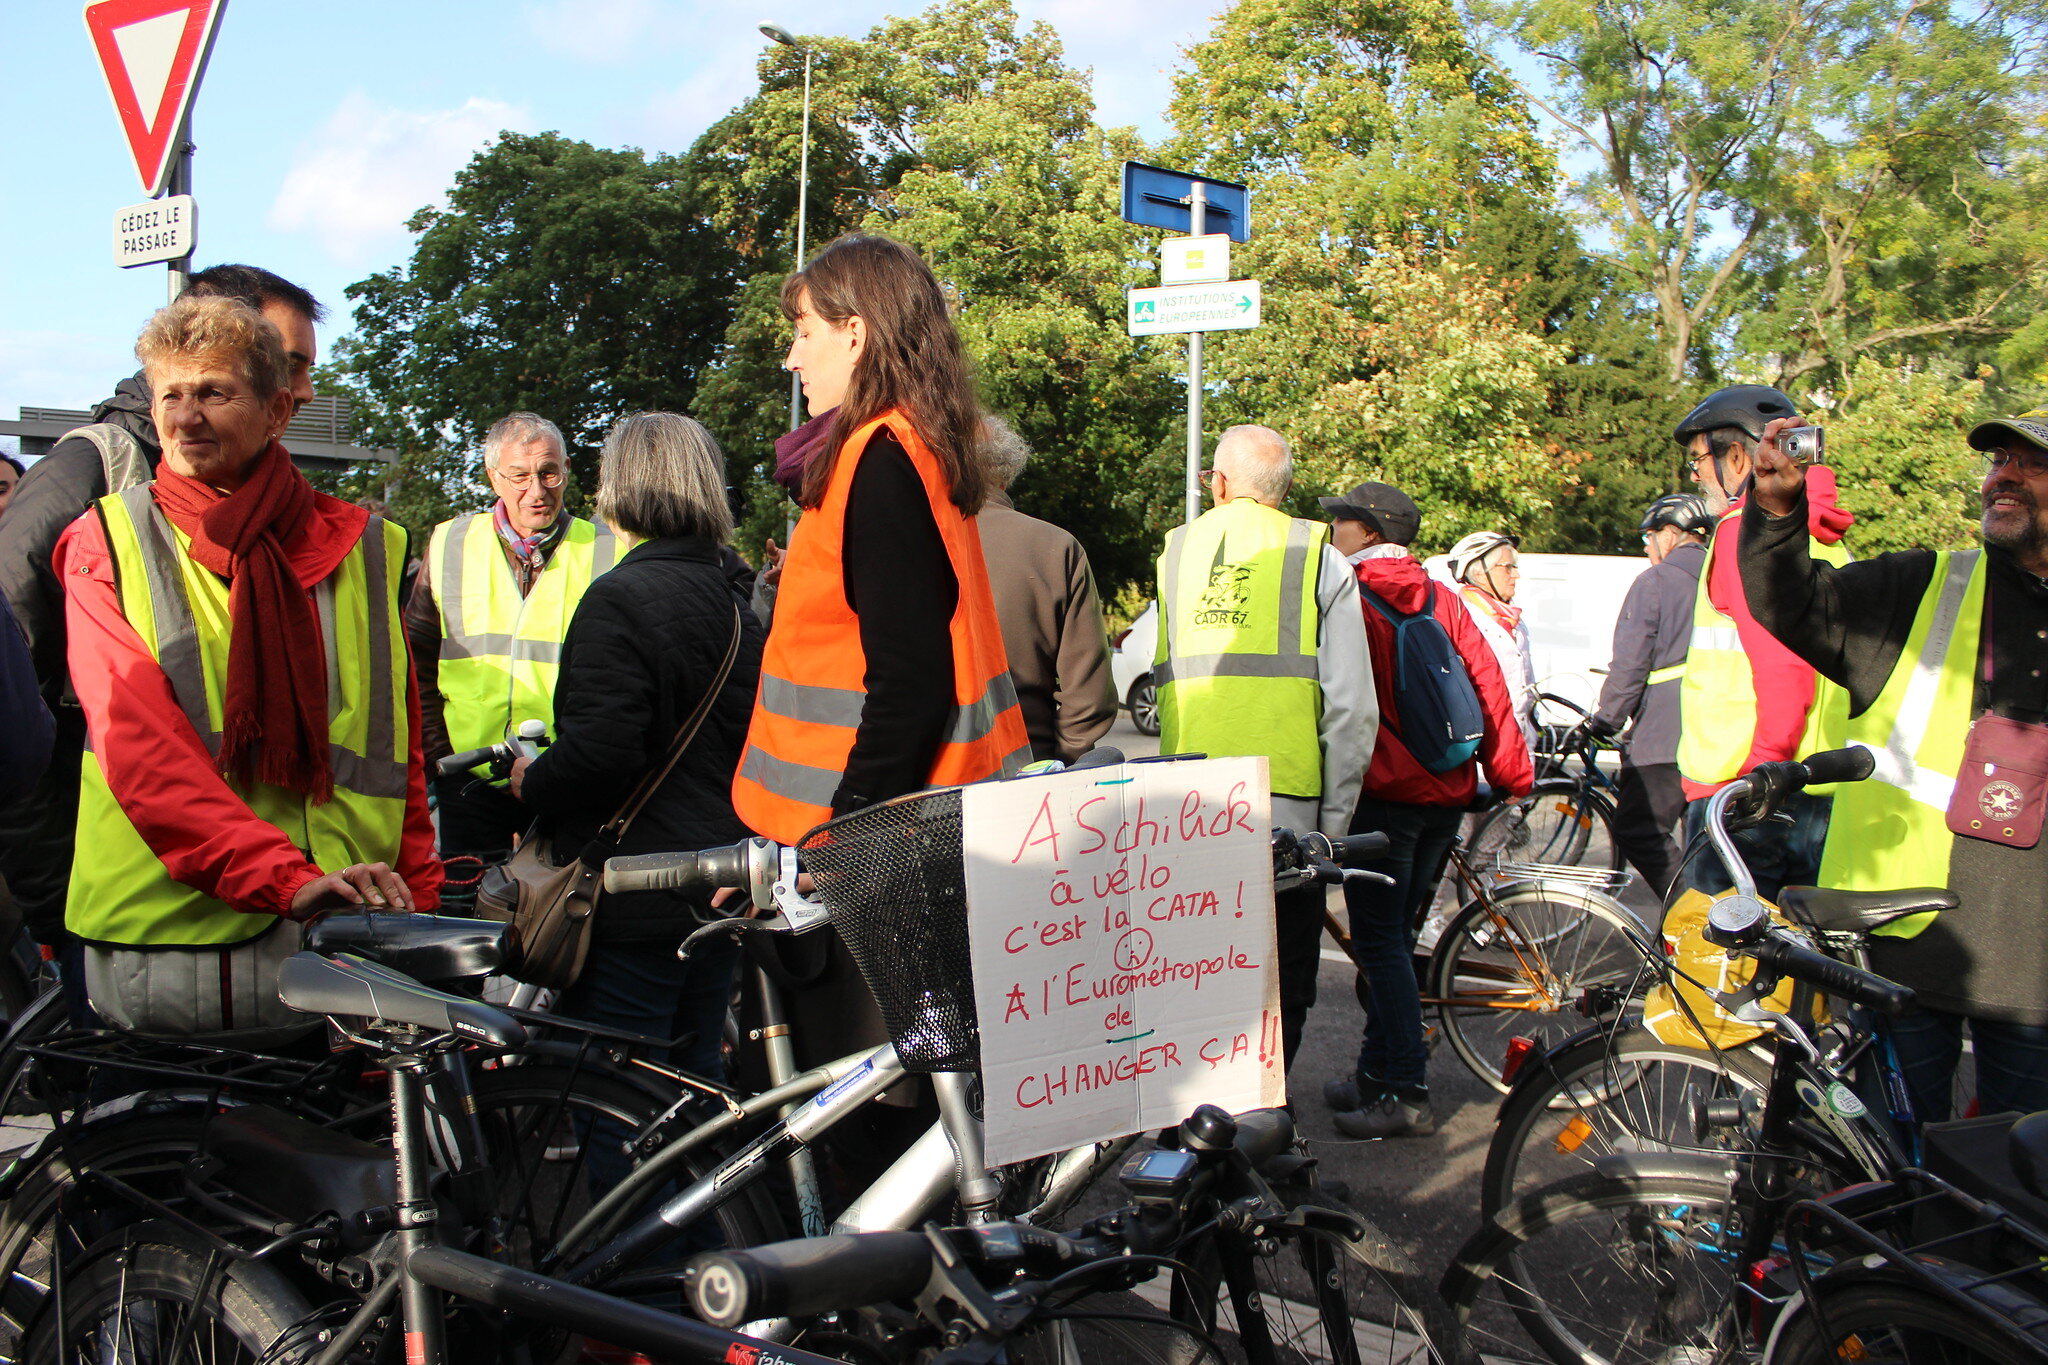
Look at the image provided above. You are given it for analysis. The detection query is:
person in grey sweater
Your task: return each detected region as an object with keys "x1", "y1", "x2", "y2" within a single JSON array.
[
  {"x1": 1591, "y1": 494, "x2": 1714, "y2": 900},
  {"x1": 976, "y1": 419, "x2": 1117, "y2": 764}
]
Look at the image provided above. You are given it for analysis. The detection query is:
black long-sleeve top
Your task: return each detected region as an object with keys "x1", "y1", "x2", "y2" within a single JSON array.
[
  {"x1": 1740, "y1": 493, "x2": 2048, "y2": 1023},
  {"x1": 831, "y1": 430, "x2": 958, "y2": 815}
]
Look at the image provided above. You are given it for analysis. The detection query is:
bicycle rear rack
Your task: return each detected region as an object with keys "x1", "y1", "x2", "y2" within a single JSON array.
[{"x1": 1486, "y1": 860, "x2": 1635, "y2": 896}]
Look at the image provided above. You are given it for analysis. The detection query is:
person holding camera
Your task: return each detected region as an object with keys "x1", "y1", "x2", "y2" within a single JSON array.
[
  {"x1": 1671, "y1": 385, "x2": 1854, "y2": 900},
  {"x1": 1739, "y1": 409, "x2": 2048, "y2": 1121}
]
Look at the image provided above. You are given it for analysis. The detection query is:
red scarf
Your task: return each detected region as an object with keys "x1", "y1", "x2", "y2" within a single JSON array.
[{"x1": 152, "y1": 441, "x2": 334, "y2": 802}]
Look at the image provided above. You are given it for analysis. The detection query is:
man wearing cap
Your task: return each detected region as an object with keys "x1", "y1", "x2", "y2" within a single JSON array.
[
  {"x1": 1672, "y1": 384, "x2": 1855, "y2": 901},
  {"x1": 1588, "y1": 495, "x2": 1715, "y2": 900},
  {"x1": 1323, "y1": 483, "x2": 1534, "y2": 1137},
  {"x1": 1438, "y1": 531, "x2": 1535, "y2": 742},
  {"x1": 1742, "y1": 409, "x2": 2048, "y2": 1121},
  {"x1": 1154, "y1": 425, "x2": 1376, "y2": 1073}
]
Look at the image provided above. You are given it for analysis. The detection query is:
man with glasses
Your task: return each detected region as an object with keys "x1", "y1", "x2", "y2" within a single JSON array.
[
  {"x1": 1670, "y1": 384, "x2": 1855, "y2": 900},
  {"x1": 1740, "y1": 409, "x2": 2048, "y2": 1122},
  {"x1": 1588, "y1": 495, "x2": 1714, "y2": 899},
  {"x1": 406, "y1": 412, "x2": 617, "y2": 860}
]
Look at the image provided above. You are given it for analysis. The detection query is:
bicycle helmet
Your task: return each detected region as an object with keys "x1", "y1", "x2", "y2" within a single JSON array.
[
  {"x1": 1639, "y1": 493, "x2": 1715, "y2": 538},
  {"x1": 1445, "y1": 530, "x2": 1518, "y2": 585},
  {"x1": 1671, "y1": 385, "x2": 1798, "y2": 447}
]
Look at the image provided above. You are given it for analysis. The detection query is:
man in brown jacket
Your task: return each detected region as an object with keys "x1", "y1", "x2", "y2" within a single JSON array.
[{"x1": 979, "y1": 420, "x2": 1117, "y2": 764}]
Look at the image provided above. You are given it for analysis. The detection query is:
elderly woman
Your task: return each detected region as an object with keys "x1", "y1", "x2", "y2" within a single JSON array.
[
  {"x1": 511, "y1": 413, "x2": 764, "y2": 1080},
  {"x1": 58, "y1": 295, "x2": 440, "y2": 1034}
]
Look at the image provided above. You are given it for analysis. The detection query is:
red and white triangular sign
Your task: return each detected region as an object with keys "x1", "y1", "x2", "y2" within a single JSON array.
[{"x1": 84, "y1": 0, "x2": 228, "y2": 197}]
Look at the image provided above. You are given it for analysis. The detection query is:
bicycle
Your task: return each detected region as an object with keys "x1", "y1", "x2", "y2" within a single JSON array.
[
  {"x1": 1439, "y1": 745, "x2": 1976, "y2": 1364},
  {"x1": 1463, "y1": 695, "x2": 1625, "y2": 875}
]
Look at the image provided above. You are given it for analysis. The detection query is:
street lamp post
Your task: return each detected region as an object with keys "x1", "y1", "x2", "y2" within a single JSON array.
[{"x1": 761, "y1": 23, "x2": 813, "y2": 434}]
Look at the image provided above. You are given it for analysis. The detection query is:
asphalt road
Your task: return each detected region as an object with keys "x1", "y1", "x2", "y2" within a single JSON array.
[{"x1": 1096, "y1": 711, "x2": 1662, "y2": 1291}]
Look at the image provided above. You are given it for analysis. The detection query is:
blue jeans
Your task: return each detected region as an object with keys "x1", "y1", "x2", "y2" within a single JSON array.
[
  {"x1": 1344, "y1": 799, "x2": 1463, "y2": 1095},
  {"x1": 1682, "y1": 792, "x2": 1831, "y2": 903},
  {"x1": 1886, "y1": 1008, "x2": 2048, "y2": 1125}
]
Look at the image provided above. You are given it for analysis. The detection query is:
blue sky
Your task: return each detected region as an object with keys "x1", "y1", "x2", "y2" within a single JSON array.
[{"x1": 1, "y1": 0, "x2": 1232, "y2": 445}]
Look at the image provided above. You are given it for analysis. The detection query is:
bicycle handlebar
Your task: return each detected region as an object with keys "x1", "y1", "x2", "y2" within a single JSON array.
[
  {"x1": 689, "y1": 1231, "x2": 938, "y2": 1326},
  {"x1": 436, "y1": 743, "x2": 509, "y2": 778},
  {"x1": 1750, "y1": 931, "x2": 1916, "y2": 1017},
  {"x1": 602, "y1": 842, "x2": 755, "y2": 896}
]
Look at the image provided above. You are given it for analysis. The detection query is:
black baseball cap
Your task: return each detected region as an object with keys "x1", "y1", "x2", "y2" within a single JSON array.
[
  {"x1": 1968, "y1": 408, "x2": 2048, "y2": 455},
  {"x1": 1318, "y1": 482, "x2": 1420, "y2": 546}
]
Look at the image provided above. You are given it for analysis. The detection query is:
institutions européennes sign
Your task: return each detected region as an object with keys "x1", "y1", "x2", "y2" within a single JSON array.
[{"x1": 1127, "y1": 280, "x2": 1262, "y2": 337}]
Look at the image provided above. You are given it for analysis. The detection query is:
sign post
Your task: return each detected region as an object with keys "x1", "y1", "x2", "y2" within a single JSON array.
[
  {"x1": 84, "y1": 0, "x2": 229, "y2": 299},
  {"x1": 1119, "y1": 162, "x2": 1254, "y2": 527}
]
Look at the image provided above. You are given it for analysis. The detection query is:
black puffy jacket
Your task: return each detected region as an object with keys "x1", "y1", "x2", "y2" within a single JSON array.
[{"x1": 519, "y1": 536, "x2": 766, "y2": 944}]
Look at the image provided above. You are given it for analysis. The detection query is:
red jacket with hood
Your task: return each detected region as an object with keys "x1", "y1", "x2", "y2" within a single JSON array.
[
  {"x1": 1679, "y1": 464, "x2": 1854, "y2": 800},
  {"x1": 1355, "y1": 551, "x2": 1535, "y2": 807}
]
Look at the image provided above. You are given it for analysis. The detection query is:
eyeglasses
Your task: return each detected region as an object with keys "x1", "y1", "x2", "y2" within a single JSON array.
[
  {"x1": 1985, "y1": 447, "x2": 2048, "y2": 480},
  {"x1": 496, "y1": 468, "x2": 567, "y2": 490},
  {"x1": 1198, "y1": 469, "x2": 1221, "y2": 487}
]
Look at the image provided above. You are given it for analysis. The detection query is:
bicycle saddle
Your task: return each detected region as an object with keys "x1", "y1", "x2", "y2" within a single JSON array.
[
  {"x1": 202, "y1": 1105, "x2": 398, "y2": 1251},
  {"x1": 304, "y1": 912, "x2": 509, "y2": 983},
  {"x1": 1776, "y1": 886, "x2": 1957, "y2": 933},
  {"x1": 277, "y1": 952, "x2": 527, "y2": 1050}
]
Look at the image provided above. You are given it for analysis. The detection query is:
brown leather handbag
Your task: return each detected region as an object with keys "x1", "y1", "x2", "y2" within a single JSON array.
[{"x1": 477, "y1": 605, "x2": 744, "y2": 988}]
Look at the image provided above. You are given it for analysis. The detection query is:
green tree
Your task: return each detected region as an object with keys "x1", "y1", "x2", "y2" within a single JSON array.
[
  {"x1": 333, "y1": 131, "x2": 743, "y2": 503},
  {"x1": 1826, "y1": 356, "x2": 1987, "y2": 555}
]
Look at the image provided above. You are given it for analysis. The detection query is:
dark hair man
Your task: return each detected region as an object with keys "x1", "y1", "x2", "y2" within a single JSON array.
[
  {"x1": 0, "y1": 266, "x2": 325, "y2": 955},
  {"x1": 0, "y1": 455, "x2": 23, "y2": 517},
  {"x1": 1589, "y1": 494, "x2": 1715, "y2": 899},
  {"x1": 1671, "y1": 385, "x2": 1854, "y2": 900},
  {"x1": 1741, "y1": 408, "x2": 2048, "y2": 1122},
  {"x1": 1320, "y1": 481, "x2": 1533, "y2": 1138}
]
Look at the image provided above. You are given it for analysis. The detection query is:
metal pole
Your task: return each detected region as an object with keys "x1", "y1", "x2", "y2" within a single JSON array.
[
  {"x1": 786, "y1": 47, "x2": 813, "y2": 433},
  {"x1": 165, "y1": 126, "x2": 193, "y2": 302},
  {"x1": 1184, "y1": 183, "x2": 1207, "y2": 526}
]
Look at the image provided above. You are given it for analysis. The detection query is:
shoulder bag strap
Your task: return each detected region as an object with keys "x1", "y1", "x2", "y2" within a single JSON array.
[{"x1": 597, "y1": 602, "x2": 745, "y2": 843}]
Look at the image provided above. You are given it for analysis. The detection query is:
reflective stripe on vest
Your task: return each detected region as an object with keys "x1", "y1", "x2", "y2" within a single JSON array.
[
  {"x1": 1154, "y1": 500, "x2": 1325, "y2": 798},
  {"x1": 1647, "y1": 663, "x2": 1686, "y2": 686},
  {"x1": 427, "y1": 513, "x2": 616, "y2": 756},
  {"x1": 1818, "y1": 549, "x2": 1984, "y2": 932},
  {"x1": 69, "y1": 489, "x2": 411, "y2": 947},
  {"x1": 731, "y1": 411, "x2": 1030, "y2": 844},
  {"x1": 1676, "y1": 507, "x2": 1851, "y2": 786}
]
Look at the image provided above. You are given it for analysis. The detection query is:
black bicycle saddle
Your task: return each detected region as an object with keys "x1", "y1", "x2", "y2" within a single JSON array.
[
  {"x1": 304, "y1": 912, "x2": 509, "y2": 984},
  {"x1": 1776, "y1": 886, "x2": 1957, "y2": 934},
  {"x1": 277, "y1": 952, "x2": 526, "y2": 1050}
]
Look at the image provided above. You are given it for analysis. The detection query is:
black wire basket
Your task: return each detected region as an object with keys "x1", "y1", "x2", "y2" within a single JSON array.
[{"x1": 798, "y1": 786, "x2": 978, "y2": 1072}]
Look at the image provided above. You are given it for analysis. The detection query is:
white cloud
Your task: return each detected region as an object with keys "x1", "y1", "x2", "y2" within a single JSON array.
[
  {"x1": 267, "y1": 93, "x2": 526, "y2": 268},
  {"x1": 1018, "y1": 0, "x2": 1228, "y2": 134},
  {"x1": 626, "y1": 41, "x2": 762, "y2": 152},
  {"x1": 0, "y1": 330, "x2": 138, "y2": 425}
]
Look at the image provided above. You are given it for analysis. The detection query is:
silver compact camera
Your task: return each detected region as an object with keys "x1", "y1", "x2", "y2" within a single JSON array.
[{"x1": 1778, "y1": 426, "x2": 1825, "y2": 465}]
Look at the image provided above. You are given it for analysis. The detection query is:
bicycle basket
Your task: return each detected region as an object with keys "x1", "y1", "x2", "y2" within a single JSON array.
[{"x1": 798, "y1": 786, "x2": 977, "y2": 1072}]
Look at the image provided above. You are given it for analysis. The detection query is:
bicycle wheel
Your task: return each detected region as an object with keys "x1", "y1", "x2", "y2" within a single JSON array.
[
  {"x1": 1427, "y1": 888, "x2": 1654, "y2": 1094},
  {"x1": 25, "y1": 1225, "x2": 316, "y2": 1364},
  {"x1": 1481, "y1": 1023, "x2": 1772, "y2": 1215},
  {"x1": 1442, "y1": 1157, "x2": 1749, "y2": 1365},
  {"x1": 1770, "y1": 1276, "x2": 2048, "y2": 1364},
  {"x1": 466, "y1": 1061, "x2": 783, "y2": 1274},
  {"x1": 1174, "y1": 1192, "x2": 1468, "y2": 1364},
  {"x1": 1467, "y1": 780, "x2": 1623, "y2": 874}
]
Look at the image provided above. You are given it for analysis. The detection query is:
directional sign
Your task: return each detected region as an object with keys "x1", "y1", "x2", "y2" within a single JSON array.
[
  {"x1": 85, "y1": 0, "x2": 228, "y2": 197},
  {"x1": 1161, "y1": 235, "x2": 1231, "y2": 286},
  {"x1": 1120, "y1": 162, "x2": 1250, "y2": 244},
  {"x1": 1127, "y1": 281, "x2": 1262, "y2": 337},
  {"x1": 113, "y1": 194, "x2": 196, "y2": 268}
]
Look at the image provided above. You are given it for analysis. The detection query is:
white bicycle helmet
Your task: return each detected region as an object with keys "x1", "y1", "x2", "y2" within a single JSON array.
[{"x1": 1445, "y1": 530, "x2": 1518, "y2": 585}]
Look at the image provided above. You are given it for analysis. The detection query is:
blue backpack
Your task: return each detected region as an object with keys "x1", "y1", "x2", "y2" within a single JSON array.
[{"x1": 1359, "y1": 583, "x2": 1486, "y2": 773}]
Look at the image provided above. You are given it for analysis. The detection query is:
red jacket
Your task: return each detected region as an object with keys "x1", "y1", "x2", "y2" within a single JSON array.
[
  {"x1": 1355, "y1": 552, "x2": 1535, "y2": 807},
  {"x1": 58, "y1": 497, "x2": 442, "y2": 919},
  {"x1": 1679, "y1": 465, "x2": 1854, "y2": 800}
]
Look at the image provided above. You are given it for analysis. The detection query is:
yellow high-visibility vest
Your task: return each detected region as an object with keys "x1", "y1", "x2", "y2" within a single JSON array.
[
  {"x1": 1820, "y1": 549, "x2": 1986, "y2": 937},
  {"x1": 426, "y1": 512, "x2": 616, "y2": 758},
  {"x1": 1677, "y1": 507, "x2": 1851, "y2": 787},
  {"x1": 69, "y1": 487, "x2": 410, "y2": 947},
  {"x1": 1155, "y1": 499, "x2": 1326, "y2": 799}
]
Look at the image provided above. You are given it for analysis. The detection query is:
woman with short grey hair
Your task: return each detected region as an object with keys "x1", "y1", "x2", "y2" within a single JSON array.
[{"x1": 512, "y1": 412, "x2": 764, "y2": 1095}]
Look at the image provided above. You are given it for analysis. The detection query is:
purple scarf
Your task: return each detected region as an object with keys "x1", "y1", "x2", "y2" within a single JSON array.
[
  {"x1": 493, "y1": 500, "x2": 566, "y2": 571},
  {"x1": 773, "y1": 407, "x2": 838, "y2": 495}
]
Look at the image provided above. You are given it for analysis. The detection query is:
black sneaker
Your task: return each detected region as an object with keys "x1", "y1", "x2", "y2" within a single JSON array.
[
  {"x1": 1321, "y1": 1072, "x2": 1383, "y2": 1112},
  {"x1": 1333, "y1": 1091, "x2": 1437, "y2": 1139}
]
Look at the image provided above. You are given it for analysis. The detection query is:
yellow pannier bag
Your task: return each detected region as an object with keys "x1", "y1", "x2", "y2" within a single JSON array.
[{"x1": 1642, "y1": 889, "x2": 1824, "y2": 1050}]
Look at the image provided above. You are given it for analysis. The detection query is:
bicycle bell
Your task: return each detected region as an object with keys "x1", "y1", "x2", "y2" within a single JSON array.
[{"x1": 1703, "y1": 893, "x2": 1770, "y2": 949}]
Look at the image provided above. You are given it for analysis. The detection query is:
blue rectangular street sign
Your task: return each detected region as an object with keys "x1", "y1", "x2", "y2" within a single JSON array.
[{"x1": 1119, "y1": 161, "x2": 1250, "y2": 243}]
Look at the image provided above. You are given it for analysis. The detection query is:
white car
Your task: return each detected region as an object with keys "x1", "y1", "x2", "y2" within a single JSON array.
[{"x1": 1108, "y1": 601, "x2": 1160, "y2": 735}]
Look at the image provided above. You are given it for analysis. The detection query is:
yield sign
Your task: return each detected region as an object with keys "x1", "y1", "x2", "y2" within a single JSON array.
[{"x1": 84, "y1": 0, "x2": 228, "y2": 197}]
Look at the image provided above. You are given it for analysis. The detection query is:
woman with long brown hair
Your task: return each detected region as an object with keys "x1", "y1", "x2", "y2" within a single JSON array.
[{"x1": 733, "y1": 233, "x2": 1027, "y2": 838}]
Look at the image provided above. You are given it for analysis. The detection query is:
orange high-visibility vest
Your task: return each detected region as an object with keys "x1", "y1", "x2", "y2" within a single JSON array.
[{"x1": 733, "y1": 410, "x2": 1029, "y2": 842}]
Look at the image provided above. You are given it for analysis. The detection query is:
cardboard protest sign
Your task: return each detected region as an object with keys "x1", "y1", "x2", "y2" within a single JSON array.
[{"x1": 962, "y1": 756, "x2": 1282, "y2": 1166}]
